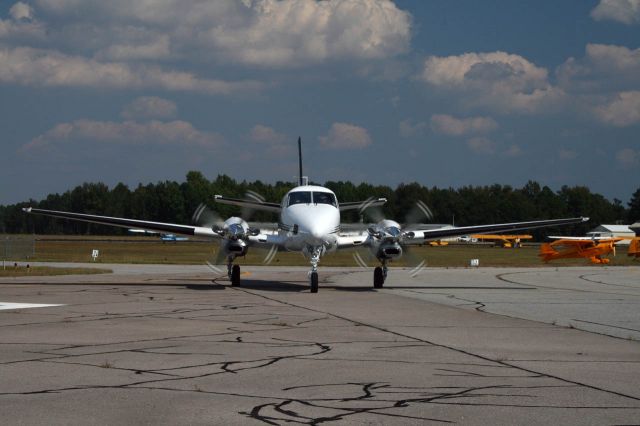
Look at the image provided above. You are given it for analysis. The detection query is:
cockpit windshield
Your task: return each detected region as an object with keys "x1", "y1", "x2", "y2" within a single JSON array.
[
  {"x1": 287, "y1": 191, "x2": 337, "y2": 207},
  {"x1": 313, "y1": 191, "x2": 337, "y2": 207},
  {"x1": 288, "y1": 191, "x2": 311, "y2": 206}
]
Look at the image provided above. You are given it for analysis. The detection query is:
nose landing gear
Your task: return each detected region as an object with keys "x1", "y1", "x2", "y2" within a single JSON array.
[{"x1": 307, "y1": 245, "x2": 322, "y2": 293}]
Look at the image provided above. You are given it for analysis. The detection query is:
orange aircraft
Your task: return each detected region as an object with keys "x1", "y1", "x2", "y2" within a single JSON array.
[
  {"x1": 629, "y1": 237, "x2": 640, "y2": 259},
  {"x1": 471, "y1": 234, "x2": 532, "y2": 248},
  {"x1": 540, "y1": 237, "x2": 625, "y2": 264}
]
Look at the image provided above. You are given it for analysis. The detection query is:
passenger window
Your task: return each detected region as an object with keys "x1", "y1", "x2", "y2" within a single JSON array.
[{"x1": 288, "y1": 192, "x2": 311, "y2": 206}]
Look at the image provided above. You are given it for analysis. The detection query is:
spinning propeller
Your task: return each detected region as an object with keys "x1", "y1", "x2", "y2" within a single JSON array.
[
  {"x1": 192, "y1": 191, "x2": 278, "y2": 280},
  {"x1": 354, "y1": 199, "x2": 434, "y2": 286}
]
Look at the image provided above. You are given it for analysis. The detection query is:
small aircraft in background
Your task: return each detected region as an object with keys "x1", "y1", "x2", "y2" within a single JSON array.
[
  {"x1": 471, "y1": 234, "x2": 532, "y2": 248},
  {"x1": 128, "y1": 229, "x2": 189, "y2": 242},
  {"x1": 539, "y1": 236, "x2": 632, "y2": 264},
  {"x1": 628, "y1": 237, "x2": 640, "y2": 260}
]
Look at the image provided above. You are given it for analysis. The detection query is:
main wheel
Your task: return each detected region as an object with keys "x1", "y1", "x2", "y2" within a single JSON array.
[
  {"x1": 373, "y1": 266, "x2": 384, "y2": 289},
  {"x1": 310, "y1": 272, "x2": 319, "y2": 293},
  {"x1": 231, "y1": 264, "x2": 241, "y2": 287}
]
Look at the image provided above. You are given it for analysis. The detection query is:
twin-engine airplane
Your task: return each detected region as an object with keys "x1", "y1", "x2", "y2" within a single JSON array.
[{"x1": 23, "y1": 138, "x2": 588, "y2": 292}]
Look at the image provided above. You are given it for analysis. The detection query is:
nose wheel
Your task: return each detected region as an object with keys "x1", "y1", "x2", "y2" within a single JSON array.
[
  {"x1": 373, "y1": 263, "x2": 387, "y2": 289},
  {"x1": 231, "y1": 264, "x2": 241, "y2": 287},
  {"x1": 373, "y1": 267, "x2": 384, "y2": 288}
]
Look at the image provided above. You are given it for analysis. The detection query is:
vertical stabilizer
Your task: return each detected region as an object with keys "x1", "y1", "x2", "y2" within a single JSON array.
[{"x1": 298, "y1": 137, "x2": 303, "y2": 186}]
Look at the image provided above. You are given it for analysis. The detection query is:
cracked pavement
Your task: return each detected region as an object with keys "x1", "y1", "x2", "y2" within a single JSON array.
[{"x1": 1, "y1": 265, "x2": 639, "y2": 424}]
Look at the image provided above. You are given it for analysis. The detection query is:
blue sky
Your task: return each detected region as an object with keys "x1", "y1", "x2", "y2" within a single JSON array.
[{"x1": 1, "y1": 0, "x2": 639, "y2": 205}]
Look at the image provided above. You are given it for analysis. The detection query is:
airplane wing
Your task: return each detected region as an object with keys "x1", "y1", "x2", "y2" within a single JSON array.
[
  {"x1": 419, "y1": 217, "x2": 589, "y2": 241},
  {"x1": 22, "y1": 207, "x2": 220, "y2": 239},
  {"x1": 339, "y1": 198, "x2": 387, "y2": 211},
  {"x1": 547, "y1": 239, "x2": 595, "y2": 248},
  {"x1": 548, "y1": 236, "x2": 628, "y2": 242},
  {"x1": 214, "y1": 195, "x2": 281, "y2": 213},
  {"x1": 472, "y1": 234, "x2": 533, "y2": 240}
]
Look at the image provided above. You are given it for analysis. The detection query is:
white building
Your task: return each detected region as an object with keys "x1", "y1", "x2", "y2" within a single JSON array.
[{"x1": 587, "y1": 224, "x2": 635, "y2": 245}]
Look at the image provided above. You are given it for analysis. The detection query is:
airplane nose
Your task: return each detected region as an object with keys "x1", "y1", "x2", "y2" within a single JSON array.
[{"x1": 310, "y1": 226, "x2": 325, "y2": 240}]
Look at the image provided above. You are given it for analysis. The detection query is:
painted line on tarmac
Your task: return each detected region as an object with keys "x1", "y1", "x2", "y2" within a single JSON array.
[{"x1": 0, "y1": 302, "x2": 65, "y2": 311}]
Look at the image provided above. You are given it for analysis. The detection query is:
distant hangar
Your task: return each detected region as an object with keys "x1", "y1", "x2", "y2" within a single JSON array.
[{"x1": 588, "y1": 224, "x2": 636, "y2": 245}]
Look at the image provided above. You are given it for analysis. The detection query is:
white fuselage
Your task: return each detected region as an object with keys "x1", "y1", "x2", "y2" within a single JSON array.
[{"x1": 278, "y1": 185, "x2": 340, "y2": 252}]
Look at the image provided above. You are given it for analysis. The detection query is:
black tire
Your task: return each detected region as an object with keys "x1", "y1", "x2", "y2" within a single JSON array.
[
  {"x1": 231, "y1": 264, "x2": 241, "y2": 287},
  {"x1": 374, "y1": 267, "x2": 384, "y2": 289},
  {"x1": 310, "y1": 272, "x2": 319, "y2": 293}
]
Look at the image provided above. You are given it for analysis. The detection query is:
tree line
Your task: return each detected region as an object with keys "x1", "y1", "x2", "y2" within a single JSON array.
[{"x1": 1, "y1": 171, "x2": 639, "y2": 239}]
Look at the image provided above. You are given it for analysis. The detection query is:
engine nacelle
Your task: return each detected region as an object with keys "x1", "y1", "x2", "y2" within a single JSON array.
[
  {"x1": 223, "y1": 239, "x2": 248, "y2": 257},
  {"x1": 376, "y1": 242, "x2": 403, "y2": 260}
]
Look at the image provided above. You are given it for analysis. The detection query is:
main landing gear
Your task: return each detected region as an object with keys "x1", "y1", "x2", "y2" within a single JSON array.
[
  {"x1": 373, "y1": 262, "x2": 388, "y2": 289},
  {"x1": 227, "y1": 255, "x2": 241, "y2": 287}
]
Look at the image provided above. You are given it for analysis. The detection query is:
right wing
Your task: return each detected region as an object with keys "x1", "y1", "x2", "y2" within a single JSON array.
[{"x1": 22, "y1": 207, "x2": 219, "y2": 239}]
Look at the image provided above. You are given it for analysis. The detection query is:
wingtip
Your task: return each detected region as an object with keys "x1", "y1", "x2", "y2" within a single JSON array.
[
  {"x1": 582, "y1": 217, "x2": 590, "y2": 222},
  {"x1": 22, "y1": 207, "x2": 32, "y2": 213}
]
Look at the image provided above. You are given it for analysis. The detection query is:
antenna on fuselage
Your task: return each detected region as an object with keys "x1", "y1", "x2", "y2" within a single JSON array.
[
  {"x1": 298, "y1": 137, "x2": 303, "y2": 186},
  {"x1": 297, "y1": 137, "x2": 309, "y2": 186}
]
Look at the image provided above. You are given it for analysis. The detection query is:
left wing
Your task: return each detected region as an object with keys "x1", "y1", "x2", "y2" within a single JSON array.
[
  {"x1": 22, "y1": 207, "x2": 219, "y2": 239},
  {"x1": 339, "y1": 198, "x2": 387, "y2": 212},
  {"x1": 420, "y1": 217, "x2": 589, "y2": 241},
  {"x1": 214, "y1": 195, "x2": 281, "y2": 213}
]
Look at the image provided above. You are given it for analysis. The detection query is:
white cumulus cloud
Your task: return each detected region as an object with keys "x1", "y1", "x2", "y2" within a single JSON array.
[
  {"x1": 319, "y1": 122, "x2": 372, "y2": 150},
  {"x1": 593, "y1": 91, "x2": 640, "y2": 126},
  {"x1": 209, "y1": 0, "x2": 411, "y2": 67},
  {"x1": 591, "y1": 0, "x2": 640, "y2": 25},
  {"x1": 557, "y1": 44, "x2": 640, "y2": 92},
  {"x1": 23, "y1": 119, "x2": 223, "y2": 152},
  {"x1": 430, "y1": 114, "x2": 498, "y2": 136},
  {"x1": 420, "y1": 51, "x2": 563, "y2": 113},
  {"x1": 9, "y1": 2, "x2": 34, "y2": 20},
  {"x1": 0, "y1": 2, "x2": 45, "y2": 39},
  {"x1": 21, "y1": 0, "x2": 411, "y2": 68},
  {"x1": 0, "y1": 46, "x2": 263, "y2": 94},
  {"x1": 121, "y1": 97, "x2": 177, "y2": 120}
]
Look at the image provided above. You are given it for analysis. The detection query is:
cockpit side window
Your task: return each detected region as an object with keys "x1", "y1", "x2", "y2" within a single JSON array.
[
  {"x1": 288, "y1": 191, "x2": 311, "y2": 206},
  {"x1": 313, "y1": 192, "x2": 337, "y2": 207}
]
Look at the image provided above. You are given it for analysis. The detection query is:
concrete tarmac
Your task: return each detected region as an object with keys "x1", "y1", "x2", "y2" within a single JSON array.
[{"x1": 1, "y1": 264, "x2": 639, "y2": 425}]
